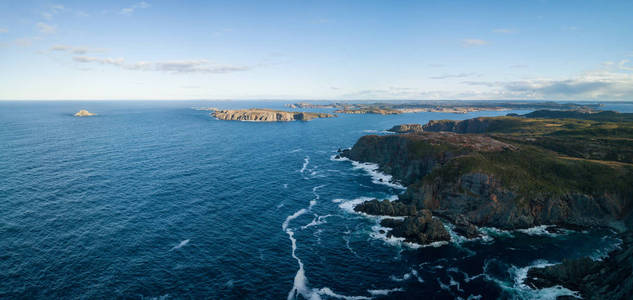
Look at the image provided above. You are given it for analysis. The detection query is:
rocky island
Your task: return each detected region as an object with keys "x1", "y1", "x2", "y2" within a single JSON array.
[
  {"x1": 211, "y1": 108, "x2": 335, "y2": 122},
  {"x1": 339, "y1": 109, "x2": 633, "y2": 298},
  {"x1": 74, "y1": 109, "x2": 96, "y2": 117}
]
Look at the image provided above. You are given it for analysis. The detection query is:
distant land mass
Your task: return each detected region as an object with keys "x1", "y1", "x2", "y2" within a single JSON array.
[
  {"x1": 209, "y1": 108, "x2": 335, "y2": 122},
  {"x1": 74, "y1": 109, "x2": 96, "y2": 117},
  {"x1": 287, "y1": 101, "x2": 601, "y2": 115},
  {"x1": 339, "y1": 109, "x2": 633, "y2": 298}
]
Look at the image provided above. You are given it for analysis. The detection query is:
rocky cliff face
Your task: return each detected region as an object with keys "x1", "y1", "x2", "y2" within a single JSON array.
[
  {"x1": 387, "y1": 124, "x2": 424, "y2": 134},
  {"x1": 212, "y1": 109, "x2": 335, "y2": 122},
  {"x1": 421, "y1": 118, "x2": 493, "y2": 133},
  {"x1": 341, "y1": 132, "x2": 631, "y2": 230}
]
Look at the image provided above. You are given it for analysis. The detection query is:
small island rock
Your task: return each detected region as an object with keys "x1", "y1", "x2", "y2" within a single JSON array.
[{"x1": 74, "y1": 110, "x2": 96, "y2": 117}]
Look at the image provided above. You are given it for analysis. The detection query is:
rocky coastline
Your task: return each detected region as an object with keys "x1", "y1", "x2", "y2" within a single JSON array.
[
  {"x1": 339, "y1": 111, "x2": 633, "y2": 298},
  {"x1": 211, "y1": 109, "x2": 335, "y2": 122}
]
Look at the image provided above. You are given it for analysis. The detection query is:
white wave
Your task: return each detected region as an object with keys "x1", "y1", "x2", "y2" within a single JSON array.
[
  {"x1": 390, "y1": 268, "x2": 423, "y2": 283},
  {"x1": 330, "y1": 154, "x2": 350, "y2": 162},
  {"x1": 479, "y1": 227, "x2": 514, "y2": 239},
  {"x1": 299, "y1": 156, "x2": 310, "y2": 173},
  {"x1": 590, "y1": 236, "x2": 622, "y2": 261},
  {"x1": 289, "y1": 148, "x2": 302, "y2": 153},
  {"x1": 338, "y1": 196, "x2": 375, "y2": 214},
  {"x1": 170, "y1": 239, "x2": 190, "y2": 251},
  {"x1": 301, "y1": 214, "x2": 332, "y2": 230},
  {"x1": 283, "y1": 184, "x2": 288, "y2": 188},
  {"x1": 367, "y1": 288, "x2": 404, "y2": 296},
  {"x1": 515, "y1": 225, "x2": 571, "y2": 237},
  {"x1": 482, "y1": 258, "x2": 581, "y2": 300},
  {"x1": 362, "y1": 129, "x2": 394, "y2": 134},
  {"x1": 437, "y1": 278, "x2": 451, "y2": 291},
  {"x1": 350, "y1": 161, "x2": 405, "y2": 190}
]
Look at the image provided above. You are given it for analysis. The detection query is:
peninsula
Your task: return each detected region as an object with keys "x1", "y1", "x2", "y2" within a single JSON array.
[
  {"x1": 211, "y1": 108, "x2": 335, "y2": 122},
  {"x1": 339, "y1": 109, "x2": 633, "y2": 298}
]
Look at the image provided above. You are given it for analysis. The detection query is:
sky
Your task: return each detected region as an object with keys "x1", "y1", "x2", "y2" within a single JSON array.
[{"x1": 1, "y1": 0, "x2": 632, "y2": 101}]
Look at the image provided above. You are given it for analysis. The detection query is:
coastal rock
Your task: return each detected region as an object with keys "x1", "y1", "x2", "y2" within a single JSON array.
[
  {"x1": 380, "y1": 210, "x2": 451, "y2": 245},
  {"x1": 341, "y1": 122, "x2": 632, "y2": 230},
  {"x1": 387, "y1": 124, "x2": 424, "y2": 134},
  {"x1": 354, "y1": 199, "x2": 417, "y2": 216},
  {"x1": 212, "y1": 109, "x2": 335, "y2": 122},
  {"x1": 74, "y1": 109, "x2": 95, "y2": 117},
  {"x1": 422, "y1": 118, "x2": 493, "y2": 133},
  {"x1": 525, "y1": 231, "x2": 633, "y2": 299}
]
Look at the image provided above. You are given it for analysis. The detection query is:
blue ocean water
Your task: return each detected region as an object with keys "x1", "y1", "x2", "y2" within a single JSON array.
[{"x1": 0, "y1": 101, "x2": 630, "y2": 299}]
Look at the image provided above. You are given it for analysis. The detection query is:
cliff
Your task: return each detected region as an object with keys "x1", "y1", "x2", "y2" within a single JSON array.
[
  {"x1": 212, "y1": 109, "x2": 335, "y2": 122},
  {"x1": 341, "y1": 115, "x2": 633, "y2": 230},
  {"x1": 341, "y1": 113, "x2": 633, "y2": 297},
  {"x1": 74, "y1": 109, "x2": 96, "y2": 117}
]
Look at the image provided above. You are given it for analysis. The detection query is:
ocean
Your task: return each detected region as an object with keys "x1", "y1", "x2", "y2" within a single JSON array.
[{"x1": 1, "y1": 101, "x2": 630, "y2": 299}]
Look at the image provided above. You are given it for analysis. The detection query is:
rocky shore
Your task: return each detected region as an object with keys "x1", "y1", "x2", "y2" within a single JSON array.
[
  {"x1": 339, "y1": 111, "x2": 633, "y2": 297},
  {"x1": 212, "y1": 109, "x2": 335, "y2": 122}
]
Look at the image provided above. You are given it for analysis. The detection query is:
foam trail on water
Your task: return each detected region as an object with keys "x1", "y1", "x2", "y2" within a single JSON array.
[
  {"x1": 350, "y1": 161, "x2": 405, "y2": 190},
  {"x1": 299, "y1": 156, "x2": 310, "y2": 173},
  {"x1": 170, "y1": 239, "x2": 190, "y2": 251}
]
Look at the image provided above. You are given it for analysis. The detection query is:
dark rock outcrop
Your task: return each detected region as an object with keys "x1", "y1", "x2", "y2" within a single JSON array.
[
  {"x1": 525, "y1": 231, "x2": 633, "y2": 299},
  {"x1": 354, "y1": 199, "x2": 417, "y2": 216},
  {"x1": 380, "y1": 210, "x2": 451, "y2": 245},
  {"x1": 387, "y1": 124, "x2": 424, "y2": 134},
  {"x1": 422, "y1": 118, "x2": 493, "y2": 133}
]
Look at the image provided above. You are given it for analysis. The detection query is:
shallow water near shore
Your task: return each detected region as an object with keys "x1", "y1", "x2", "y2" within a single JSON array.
[{"x1": 1, "y1": 101, "x2": 631, "y2": 299}]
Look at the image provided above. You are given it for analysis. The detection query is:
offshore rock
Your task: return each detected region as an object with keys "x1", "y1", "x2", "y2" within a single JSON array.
[
  {"x1": 74, "y1": 109, "x2": 96, "y2": 117},
  {"x1": 380, "y1": 210, "x2": 451, "y2": 245},
  {"x1": 354, "y1": 199, "x2": 417, "y2": 216}
]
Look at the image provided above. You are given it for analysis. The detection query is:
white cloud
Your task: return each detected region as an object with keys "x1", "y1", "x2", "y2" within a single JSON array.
[
  {"x1": 72, "y1": 56, "x2": 252, "y2": 74},
  {"x1": 461, "y1": 39, "x2": 488, "y2": 47},
  {"x1": 619, "y1": 59, "x2": 633, "y2": 71},
  {"x1": 50, "y1": 45, "x2": 106, "y2": 54},
  {"x1": 36, "y1": 22, "x2": 57, "y2": 34},
  {"x1": 492, "y1": 28, "x2": 517, "y2": 34},
  {"x1": 429, "y1": 72, "x2": 478, "y2": 79},
  {"x1": 41, "y1": 4, "x2": 65, "y2": 20},
  {"x1": 14, "y1": 37, "x2": 33, "y2": 47},
  {"x1": 120, "y1": 2, "x2": 150, "y2": 15}
]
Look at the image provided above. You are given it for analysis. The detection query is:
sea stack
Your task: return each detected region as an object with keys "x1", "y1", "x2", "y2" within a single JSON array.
[{"x1": 74, "y1": 110, "x2": 96, "y2": 117}]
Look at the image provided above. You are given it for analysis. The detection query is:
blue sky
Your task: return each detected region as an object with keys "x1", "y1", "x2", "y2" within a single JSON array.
[{"x1": 1, "y1": 0, "x2": 632, "y2": 100}]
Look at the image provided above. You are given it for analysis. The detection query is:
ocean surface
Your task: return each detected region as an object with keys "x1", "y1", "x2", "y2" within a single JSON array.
[{"x1": 1, "y1": 101, "x2": 631, "y2": 299}]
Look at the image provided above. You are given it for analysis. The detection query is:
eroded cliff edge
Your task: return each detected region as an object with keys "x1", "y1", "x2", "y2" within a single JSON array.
[{"x1": 341, "y1": 110, "x2": 633, "y2": 298}]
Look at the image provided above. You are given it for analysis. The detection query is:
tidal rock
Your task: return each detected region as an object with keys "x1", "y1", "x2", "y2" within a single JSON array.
[
  {"x1": 354, "y1": 199, "x2": 417, "y2": 216},
  {"x1": 74, "y1": 109, "x2": 95, "y2": 117},
  {"x1": 453, "y1": 214, "x2": 480, "y2": 239},
  {"x1": 380, "y1": 210, "x2": 450, "y2": 245}
]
